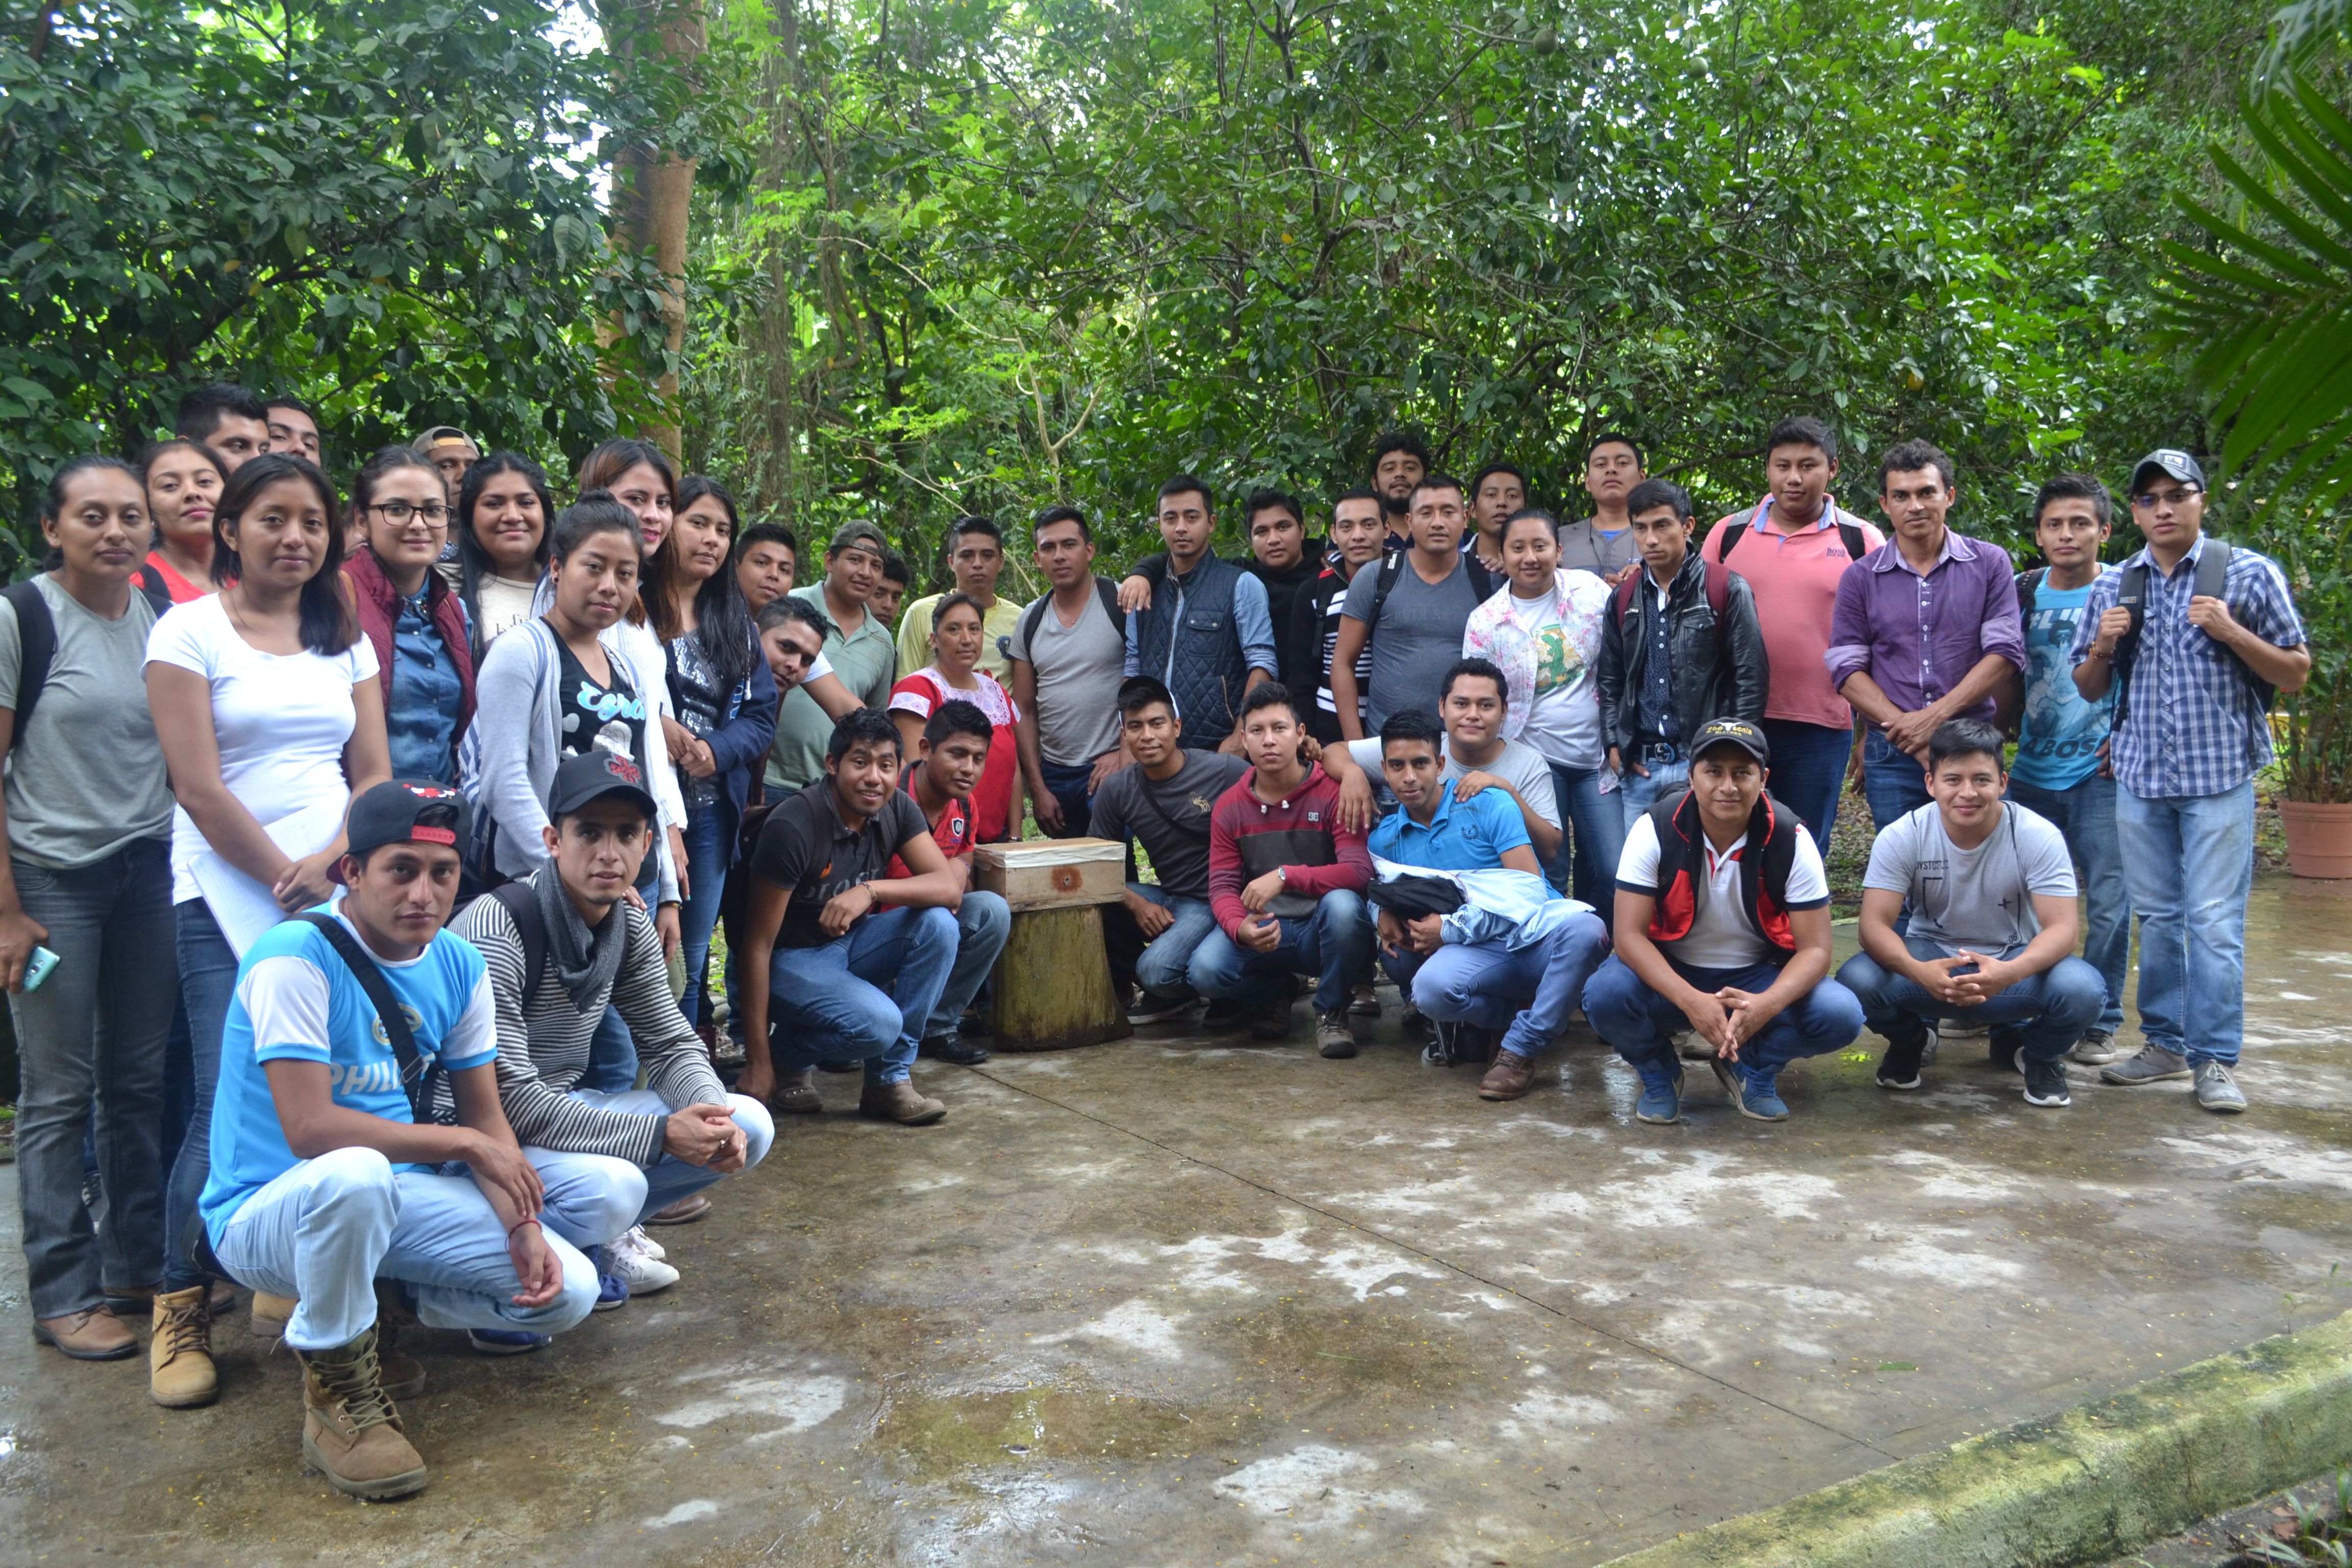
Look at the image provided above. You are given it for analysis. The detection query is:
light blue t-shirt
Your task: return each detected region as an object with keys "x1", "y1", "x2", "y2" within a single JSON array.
[
  {"x1": 201, "y1": 908, "x2": 497, "y2": 1241},
  {"x1": 2011, "y1": 571, "x2": 2117, "y2": 792},
  {"x1": 1367, "y1": 786, "x2": 1554, "y2": 883}
]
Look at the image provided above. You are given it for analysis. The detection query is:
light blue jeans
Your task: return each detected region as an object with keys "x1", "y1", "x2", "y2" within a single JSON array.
[
  {"x1": 1128, "y1": 885, "x2": 1221, "y2": 999},
  {"x1": 923, "y1": 890, "x2": 1011, "y2": 1039},
  {"x1": 766, "y1": 904, "x2": 960, "y2": 1085},
  {"x1": 2006, "y1": 773, "x2": 2130, "y2": 1035},
  {"x1": 1546, "y1": 761, "x2": 1624, "y2": 915},
  {"x1": 525, "y1": 1089, "x2": 776, "y2": 1250},
  {"x1": 213, "y1": 1146, "x2": 600, "y2": 1352},
  {"x1": 1188, "y1": 889, "x2": 1374, "y2": 1014},
  {"x1": 1835, "y1": 937, "x2": 2109, "y2": 1063},
  {"x1": 1384, "y1": 912, "x2": 1610, "y2": 1061},
  {"x1": 2115, "y1": 779, "x2": 2255, "y2": 1067},
  {"x1": 1618, "y1": 756, "x2": 1690, "y2": 834}
]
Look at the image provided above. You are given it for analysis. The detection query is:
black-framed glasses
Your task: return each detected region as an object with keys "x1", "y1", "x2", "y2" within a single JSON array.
[
  {"x1": 371, "y1": 499, "x2": 449, "y2": 525},
  {"x1": 2130, "y1": 488, "x2": 2201, "y2": 511}
]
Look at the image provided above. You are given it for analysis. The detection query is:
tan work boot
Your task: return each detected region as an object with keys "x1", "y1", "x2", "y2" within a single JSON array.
[
  {"x1": 34, "y1": 1304, "x2": 137, "y2": 1360},
  {"x1": 297, "y1": 1327, "x2": 429, "y2": 1500},
  {"x1": 251, "y1": 1290, "x2": 298, "y2": 1341},
  {"x1": 372, "y1": 1283, "x2": 427, "y2": 1401},
  {"x1": 150, "y1": 1286, "x2": 218, "y2": 1407},
  {"x1": 859, "y1": 1079, "x2": 947, "y2": 1125},
  {"x1": 772, "y1": 1068, "x2": 822, "y2": 1115}
]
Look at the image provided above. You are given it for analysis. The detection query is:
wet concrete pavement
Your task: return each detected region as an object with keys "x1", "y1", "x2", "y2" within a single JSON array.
[{"x1": 6, "y1": 874, "x2": 2352, "y2": 1567}]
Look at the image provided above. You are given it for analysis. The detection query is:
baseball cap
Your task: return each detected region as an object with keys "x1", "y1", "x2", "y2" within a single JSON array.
[
  {"x1": 410, "y1": 425, "x2": 480, "y2": 461},
  {"x1": 827, "y1": 519, "x2": 890, "y2": 560},
  {"x1": 1689, "y1": 718, "x2": 1770, "y2": 766},
  {"x1": 2129, "y1": 449, "x2": 2206, "y2": 496},
  {"x1": 332, "y1": 781, "x2": 470, "y2": 884},
  {"x1": 546, "y1": 749, "x2": 658, "y2": 821}
]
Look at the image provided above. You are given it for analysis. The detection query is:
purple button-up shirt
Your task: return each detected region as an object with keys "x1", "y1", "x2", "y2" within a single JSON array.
[{"x1": 1824, "y1": 529, "x2": 2024, "y2": 727}]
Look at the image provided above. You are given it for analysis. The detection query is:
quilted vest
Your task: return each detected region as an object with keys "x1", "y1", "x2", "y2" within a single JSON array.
[{"x1": 1131, "y1": 552, "x2": 1252, "y2": 746}]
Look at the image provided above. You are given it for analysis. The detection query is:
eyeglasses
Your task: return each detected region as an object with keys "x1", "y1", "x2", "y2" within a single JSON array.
[
  {"x1": 371, "y1": 500, "x2": 448, "y2": 525},
  {"x1": 2130, "y1": 488, "x2": 2201, "y2": 511}
]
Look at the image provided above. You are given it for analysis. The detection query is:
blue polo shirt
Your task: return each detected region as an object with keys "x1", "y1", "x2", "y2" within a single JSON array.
[{"x1": 1366, "y1": 786, "x2": 1550, "y2": 882}]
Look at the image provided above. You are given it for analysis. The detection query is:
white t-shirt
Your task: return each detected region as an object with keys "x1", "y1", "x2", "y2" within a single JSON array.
[
  {"x1": 1616, "y1": 811, "x2": 1829, "y2": 969},
  {"x1": 145, "y1": 595, "x2": 380, "y2": 904},
  {"x1": 1512, "y1": 584, "x2": 1607, "y2": 771},
  {"x1": 1343, "y1": 733, "x2": 1559, "y2": 828}
]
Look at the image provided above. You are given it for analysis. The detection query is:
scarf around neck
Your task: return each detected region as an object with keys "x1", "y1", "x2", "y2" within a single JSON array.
[{"x1": 532, "y1": 865, "x2": 626, "y2": 1013}]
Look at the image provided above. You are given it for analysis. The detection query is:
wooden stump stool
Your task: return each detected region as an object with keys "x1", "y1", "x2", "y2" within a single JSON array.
[{"x1": 973, "y1": 839, "x2": 1134, "y2": 1053}]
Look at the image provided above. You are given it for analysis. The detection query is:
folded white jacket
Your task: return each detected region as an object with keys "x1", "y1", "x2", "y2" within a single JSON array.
[{"x1": 1368, "y1": 856, "x2": 1594, "y2": 951}]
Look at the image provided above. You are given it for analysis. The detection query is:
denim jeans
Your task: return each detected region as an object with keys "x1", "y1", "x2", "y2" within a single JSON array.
[
  {"x1": 1583, "y1": 953, "x2": 1865, "y2": 1076},
  {"x1": 1188, "y1": 888, "x2": 1373, "y2": 1014},
  {"x1": 1758, "y1": 719, "x2": 1853, "y2": 852},
  {"x1": 581, "y1": 1006, "x2": 639, "y2": 1094},
  {"x1": 1861, "y1": 730, "x2": 1932, "y2": 831},
  {"x1": 2115, "y1": 779, "x2": 2255, "y2": 1067},
  {"x1": 923, "y1": 890, "x2": 1011, "y2": 1038},
  {"x1": 2005, "y1": 773, "x2": 2130, "y2": 1035},
  {"x1": 213, "y1": 1146, "x2": 599, "y2": 1352},
  {"x1": 525, "y1": 1089, "x2": 775, "y2": 1249},
  {"x1": 1039, "y1": 759, "x2": 1098, "y2": 839},
  {"x1": 1105, "y1": 885, "x2": 1222, "y2": 1000},
  {"x1": 1382, "y1": 912, "x2": 1609, "y2": 1061},
  {"x1": 1546, "y1": 761, "x2": 1625, "y2": 916},
  {"x1": 677, "y1": 804, "x2": 731, "y2": 1028},
  {"x1": 10, "y1": 841, "x2": 176, "y2": 1318},
  {"x1": 1835, "y1": 937, "x2": 2107, "y2": 1063},
  {"x1": 1617, "y1": 756, "x2": 1690, "y2": 835},
  {"x1": 767, "y1": 904, "x2": 960, "y2": 1085},
  {"x1": 166, "y1": 899, "x2": 241, "y2": 1292}
]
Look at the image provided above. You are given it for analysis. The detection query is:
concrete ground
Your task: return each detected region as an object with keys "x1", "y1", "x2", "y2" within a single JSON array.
[{"x1": 6, "y1": 875, "x2": 2352, "y2": 1568}]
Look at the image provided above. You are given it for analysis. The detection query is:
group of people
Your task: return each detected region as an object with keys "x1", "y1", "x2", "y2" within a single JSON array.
[{"x1": 6, "y1": 386, "x2": 2308, "y2": 1503}]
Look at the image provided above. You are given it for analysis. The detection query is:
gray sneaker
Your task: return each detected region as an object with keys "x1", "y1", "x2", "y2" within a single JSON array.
[
  {"x1": 2067, "y1": 1028, "x2": 2122, "y2": 1066},
  {"x1": 2194, "y1": 1062, "x2": 2248, "y2": 1114},
  {"x1": 2100, "y1": 1043, "x2": 2191, "y2": 1085}
]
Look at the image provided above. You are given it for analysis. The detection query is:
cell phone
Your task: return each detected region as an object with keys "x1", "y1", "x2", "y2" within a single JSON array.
[{"x1": 22, "y1": 945, "x2": 58, "y2": 992}]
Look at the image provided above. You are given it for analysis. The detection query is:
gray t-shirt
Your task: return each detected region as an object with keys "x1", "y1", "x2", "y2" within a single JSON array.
[
  {"x1": 1339, "y1": 555, "x2": 1486, "y2": 731},
  {"x1": 0, "y1": 575, "x2": 173, "y2": 868},
  {"x1": 1556, "y1": 519, "x2": 1639, "y2": 579},
  {"x1": 1089, "y1": 749, "x2": 1249, "y2": 903},
  {"x1": 1862, "y1": 801, "x2": 2075, "y2": 958},
  {"x1": 1006, "y1": 588, "x2": 1125, "y2": 767},
  {"x1": 1343, "y1": 734, "x2": 1560, "y2": 830}
]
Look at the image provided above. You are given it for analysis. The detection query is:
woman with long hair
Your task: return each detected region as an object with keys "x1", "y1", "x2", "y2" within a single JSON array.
[
  {"x1": 450, "y1": 451, "x2": 553, "y2": 651},
  {"x1": 134, "y1": 439, "x2": 225, "y2": 608},
  {"x1": 888, "y1": 592, "x2": 1022, "y2": 844},
  {"x1": 145, "y1": 452, "x2": 389, "y2": 1407},
  {"x1": 345, "y1": 446, "x2": 476, "y2": 786},
  {"x1": 8, "y1": 458, "x2": 179, "y2": 1367},
  {"x1": 660, "y1": 477, "x2": 777, "y2": 1034}
]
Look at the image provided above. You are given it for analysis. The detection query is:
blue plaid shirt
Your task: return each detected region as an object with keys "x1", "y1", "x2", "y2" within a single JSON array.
[{"x1": 2068, "y1": 535, "x2": 2305, "y2": 799}]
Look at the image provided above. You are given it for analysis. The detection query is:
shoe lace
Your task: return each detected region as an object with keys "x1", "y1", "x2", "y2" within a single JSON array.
[
  {"x1": 312, "y1": 1334, "x2": 399, "y2": 1431},
  {"x1": 158, "y1": 1293, "x2": 210, "y2": 1363}
]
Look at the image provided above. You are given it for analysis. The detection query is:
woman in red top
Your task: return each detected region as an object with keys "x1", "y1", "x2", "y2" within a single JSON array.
[
  {"x1": 135, "y1": 440, "x2": 225, "y2": 606},
  {"x1": 888, "y1": 592, "x2": 1021, "y2": 842}
]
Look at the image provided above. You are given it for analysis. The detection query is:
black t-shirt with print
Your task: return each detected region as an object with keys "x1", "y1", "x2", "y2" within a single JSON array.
[
  {"x1": 554, "y1": 639, "x2": 657, "y2": 892},
  {"x1": 749, "y1": 778, "x2": 933, "y2": 949}
]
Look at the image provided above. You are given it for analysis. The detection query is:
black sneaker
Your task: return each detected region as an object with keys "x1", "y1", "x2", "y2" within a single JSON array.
[
  {"x1": 2018, "y1": 1049, "x2": 2072, "y2": 1108},
  {"x1": 1876, "y1": 1035, "x2": 1927, "y2": 1091},
  {"x1": 1248, "y1": 996, "x2": 1295, "y2": 1041},
  {"x1": 1202, "y1": 998, "x2": 1248, "y2": 1033},
  {"x1": 1126, "y1": 991, "x2": 1195, "y2": 1026},
  {"x1": 919, "y1": 1035, "x2": 991, "y2": 1066}
]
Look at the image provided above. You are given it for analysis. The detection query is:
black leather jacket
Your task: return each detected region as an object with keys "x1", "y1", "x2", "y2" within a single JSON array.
[{"x1": 1595, "y1": 551, "x2": 1771, "y2": 754}]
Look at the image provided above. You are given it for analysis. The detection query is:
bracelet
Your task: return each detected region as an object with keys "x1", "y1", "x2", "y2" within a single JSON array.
[{"x1": 506, "y1": 1217, "x2": 541, "y2": 1240}]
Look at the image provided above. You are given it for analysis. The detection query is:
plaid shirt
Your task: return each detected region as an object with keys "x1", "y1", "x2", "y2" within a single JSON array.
[{"x1": 2068, "y1": 536, "x2": 2305, "y2": 799}]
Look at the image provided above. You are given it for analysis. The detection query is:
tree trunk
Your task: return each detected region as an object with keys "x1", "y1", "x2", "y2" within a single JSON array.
[{"x1": 602, "y1": 0, "x2": 706, "y2": 462}]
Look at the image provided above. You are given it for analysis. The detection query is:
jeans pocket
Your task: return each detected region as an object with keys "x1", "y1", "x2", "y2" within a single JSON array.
[{"x1": 9, "y1": 861, "x2": 57, "y2": 898}]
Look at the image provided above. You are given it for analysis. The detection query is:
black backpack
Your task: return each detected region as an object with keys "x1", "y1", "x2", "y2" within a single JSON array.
[
  {"x1": 2, "y1": 580, "x2": 55, "y2": 753},
  {"x1": 1363, "y1": 550, "x2": 1498, "y2": 635},
  {"x1": 485, "y1": 880, "x2": 552, "y2": 1003},
  {"x1": 2111, "y1": 538, "x2": 2273, "y2": 725},
  {"x1": 1003, "y1": 576, "x2": 1124, "y2": 664}
]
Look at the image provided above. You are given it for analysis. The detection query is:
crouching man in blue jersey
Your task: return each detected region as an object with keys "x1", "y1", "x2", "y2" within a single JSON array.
[{"x1": 203, "y1": 782, "x2": 597, "y2": 1502}]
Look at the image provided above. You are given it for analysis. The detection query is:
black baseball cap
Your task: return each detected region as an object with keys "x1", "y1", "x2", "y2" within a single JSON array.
[
  {"x1": 546, "y1": 749, "x2": 658, "y2": 820},
  {"x1": 1690, "y1": 718, "x2": 1770, "y2": 766},
  {"x1": 333, "y1": 781, "x2": 470, "y2": 883},
  {"x1": 2130, "y1": 449, "x2": 2206, "y2": 496}
]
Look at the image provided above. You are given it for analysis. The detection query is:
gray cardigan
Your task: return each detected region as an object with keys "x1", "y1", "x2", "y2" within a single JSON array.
[{"x1": 466, "y1": 618, "x2": 679, "y2": 903}]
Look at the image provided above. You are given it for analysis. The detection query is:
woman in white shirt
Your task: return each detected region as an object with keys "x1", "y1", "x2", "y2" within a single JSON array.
[
  {"x1": 450, "y1": 451, "x2": 552, "y2": 652},
  {"x1": 1461, "y1": 507, "x2": 1621, "y2": 912},
  {"x1": 145, "y1": 452, "x2": 389, "y2": 1399}
]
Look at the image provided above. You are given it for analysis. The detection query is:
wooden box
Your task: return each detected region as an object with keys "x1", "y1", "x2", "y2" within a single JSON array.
[{"x1": 972, "y1": 838, "x2": 1126, "y2": 913}]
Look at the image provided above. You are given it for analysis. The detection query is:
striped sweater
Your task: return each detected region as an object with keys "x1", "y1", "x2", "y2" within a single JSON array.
[{"x1": 443, "y1": 875, "x2": 725, "y2": 1166}]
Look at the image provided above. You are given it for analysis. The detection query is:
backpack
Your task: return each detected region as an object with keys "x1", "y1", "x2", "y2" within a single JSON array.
[
  {"x1": 1714, "y1": 506, "x2": 1869, "y2": 565},
  {"x1": 2112, "y1": 540, "x2": 2273, "y2": 726},
  {"x1": 1364, "y1": 550, "x2": 1498, "y2": 636},
  {"x1": 1004, "y1": 576, "x2": 1123, "y2": 664},
  {"x1": 1, "y1": 580, "x2": 55, "y2": 753},
  {"x1": 132, "y1": 568, "x2": 172, "y2": 619},
  {"x1": 485, "y1": 879, "x2": 552, "y2": 1003}
]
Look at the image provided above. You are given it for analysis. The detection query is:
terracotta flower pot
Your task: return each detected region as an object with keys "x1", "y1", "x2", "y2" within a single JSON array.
[{"x1": 2278, "y1": 799, "x2": 2352, "y2": 880}]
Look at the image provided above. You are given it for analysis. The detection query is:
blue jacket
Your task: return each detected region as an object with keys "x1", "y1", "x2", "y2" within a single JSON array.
[
  {"x1": 1124, "y1": 553, "x2": 1273, "y2": 747},
  {"x1": 689, "y1": 640, "x2": 778, "y2": 847}
]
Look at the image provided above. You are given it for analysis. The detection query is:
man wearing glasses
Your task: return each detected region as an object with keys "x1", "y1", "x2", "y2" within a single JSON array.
[
  {"x1": 766, "y1": 521, "x2": 901, "y2": 799},
  {"x1": 2070, "y1": 450, "x2": 2310, "y2": 1113}
]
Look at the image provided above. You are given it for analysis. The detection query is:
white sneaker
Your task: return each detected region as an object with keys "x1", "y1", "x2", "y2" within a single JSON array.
[
  {"x1": 620, "y1": 1224, "x2": 666, "y2": 1262},
  {"x1": 608, "y1": 1240, "x2": 680, "y2": 1295}
]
